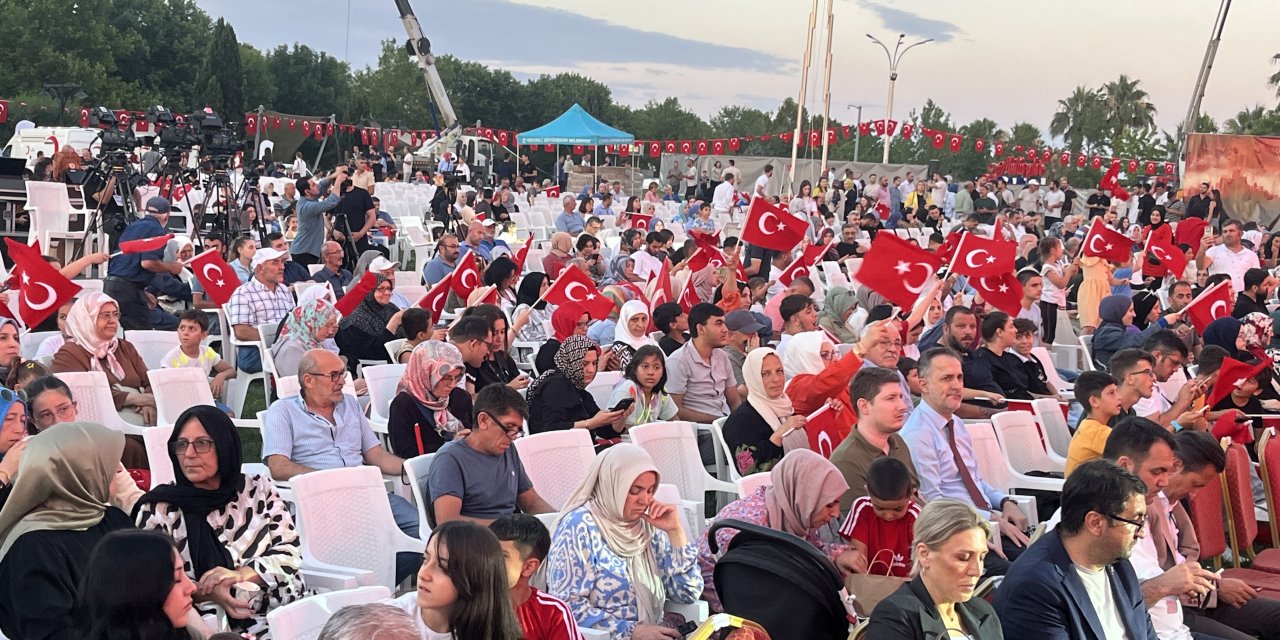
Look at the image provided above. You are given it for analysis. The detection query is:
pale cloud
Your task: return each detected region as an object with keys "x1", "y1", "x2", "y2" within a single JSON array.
[{"x1": 853, "y1": 1, "x2": 963, "y2": 43}]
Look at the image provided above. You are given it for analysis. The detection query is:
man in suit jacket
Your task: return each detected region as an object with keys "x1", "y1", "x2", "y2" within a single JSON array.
[{"x1": 994, "y1": 459, "x2": 1158, "y2": 640}]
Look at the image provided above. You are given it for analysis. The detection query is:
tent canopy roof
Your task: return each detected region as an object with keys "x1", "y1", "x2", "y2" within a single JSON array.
[{"x1": 516, "y1": 103, "x2": 634, "y2": 146}]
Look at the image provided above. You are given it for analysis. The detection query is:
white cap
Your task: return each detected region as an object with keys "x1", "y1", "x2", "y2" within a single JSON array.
[
  {"x1": 478, "y1": 218, "x2": 497, "y2": 227},
  {"x1": 1027, "y1": 179, "x2": 1039, "y2": 186},
  {"x1": 369, "y1": 256, "x2": 401, "y2": 272},
  {"x1": 250, "y1": 247, "x2": 288, "y2": 270}
]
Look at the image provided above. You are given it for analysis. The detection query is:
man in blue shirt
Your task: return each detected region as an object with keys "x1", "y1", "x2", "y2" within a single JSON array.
[
  {"x1": 423, "y1": 233, "x2": 461, "y2": 284},
  {"x1": 554, "y1": 195, "x2": 584, "y2": 234},
  {"x1": 592, "y1": 193, "x2": 613, "y2": 218},
  {"x1": 290, "y1": 172, "x2": 345, "y2": 266},
  {"x1": 105, "y1": 196, "x2": 184, "y2": 330}
]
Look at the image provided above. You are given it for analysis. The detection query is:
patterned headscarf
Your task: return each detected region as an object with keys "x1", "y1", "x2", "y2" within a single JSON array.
[
  {"x1": 277, "y1": 299, "x2": 341, "y2": 351},
  {"x1": 64, "y1": 292, "x2": 125, "y2": 379},
  {"x1": 1240, "y1": 312, "x2": 1273, "y2": 358},
  {"x1": 601, "y1": 255, "x2": 636, "y2": 287},
  {"x1": 398, "y1": 341, "x2": 465, "y2": 434},
  {"x1": 526, "y1": 335, "x2": 599, "y2": 403},
  {"x1": 339, "y1": 275, "x2": 398, "y2": 336}
]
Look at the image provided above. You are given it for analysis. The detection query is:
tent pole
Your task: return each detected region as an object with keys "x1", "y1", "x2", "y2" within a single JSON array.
[
  {"x1": 788, "y1": 0, "x2": 820, "y2": 195},
  {"x1": 817, "y1": 0, "x2": 835, "y2": 186}
]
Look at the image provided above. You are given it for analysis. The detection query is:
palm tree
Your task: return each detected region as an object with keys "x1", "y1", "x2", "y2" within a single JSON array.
[
  {"x1": 1269, "y1": 53, "x2": 1280, "y2": 98},
  {"x1": 1050, "y1": 86, "x2": 1106, "y2": 152},
  {"x1": 1224, "y1": 105, "x2": 1268, "y2": 134},
  {"x1": 1008, "y1": 122, "x2": 1042, "y2": 148},
  {"x1": 1102, "y1": 75, "x2": 1157, "y2": 136}
]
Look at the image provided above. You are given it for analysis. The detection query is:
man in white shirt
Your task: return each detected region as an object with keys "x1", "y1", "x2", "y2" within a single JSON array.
[
  {"x1": 1018, "y1": 181, "x2": 1042, "y2": 215},
  {"x1": 1200, "y1": 219, "x2": 1260, "y2": 292},
  {"x1": 753, "y1": 164, "x2": 773, "y2": 199},
  {"x1": 724, "y1": 159, "x2": 743, "y2": 184},
  {"x1": 712, "y1": 172, "x2": 736, "y2": 217},
  {"x1": 1131, "y1": 331, "x2": 1202, "y2": 431},
  {"x1": 1043, "y1": 182, "x2": 1067, "y2": 225},
  {"x1": 682, "y1": 158, "x2": 698, "y2": 199}
]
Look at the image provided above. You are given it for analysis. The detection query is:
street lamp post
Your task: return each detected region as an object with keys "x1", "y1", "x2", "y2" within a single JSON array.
[
  {"x1": 866, "y1": 34, "x2": 932, "y2": 164},
  {"x1": 847, "y1": 104, "x2": 862, "y2": 162},
  {"x1": 39, "y1": 83, "x2": 87, "y2": 126}
]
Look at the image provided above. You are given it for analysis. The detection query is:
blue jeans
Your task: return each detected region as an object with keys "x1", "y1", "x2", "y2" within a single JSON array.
[
  {"x1": 237, "y1": 346, "x2": 262, "y2": 374},
  {"x1": 388, "y1": 492, "x2": 422, "y2": 583}
]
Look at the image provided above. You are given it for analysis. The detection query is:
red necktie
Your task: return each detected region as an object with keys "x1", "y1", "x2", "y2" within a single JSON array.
[{"x1": 946, "y1": 423, "x2": 992, "y2": 510}]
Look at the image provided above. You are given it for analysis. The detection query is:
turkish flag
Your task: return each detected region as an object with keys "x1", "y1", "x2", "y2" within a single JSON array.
[
  {"x1": 886, "y1": 120, "x2": 898, "y2": 137},
  {"x1": 696, "y1": 140, "x2": 709, "y2": 154},
  {"x1": 686, "y1": 244, "x2": 727, "y2": 273},
  {"x1": 544, "y1": 265, "x2": 615, "y2": 319},
  {"x1": 1208, "y1": 357, "x2": 1272, "y2": 408},
  {"x1": 1145, "y1": 235, "x2": 1188, "y2": 278},
  {"x1": 778, "y1": 242, "x2": 830, "y2": 287},
  {"x1": 648, "y1": 141, "x2": 661, "y2": 158},
  {"x1": 948, "y1": 232, "x2": 1016, "y2": 278},
  {"x1": 1099, "y1": 161, "x2": 1123, "y2": 196},
  {"x1": 511, "y1": 233, "x2": 535, "y2": 272},
  {"x1": 948, "y1": 134, "x2": 962, "y2": 152},
  {"x1": 80, "y1": 108, "x2": 91, "y2": 127},
  {"x1": 931, "y1": 131, "x2": 945, "y2": 149},
  {"x1": 326, "y1": 122, "x2": 335, "y2": 136},
  {"x1": 1091, "y1": 156, "x2": 1103, "y2": 169},
  {"x1": 0, "y1": 100, "x2": 9, "y2": 124},
  {"x1": 335, "y1": 272, "x2": 378, "y2": 317},
  {"x1": 497, "y1": 130, "x2": 510, "y2": 145},
  {"x1": 1076, "y1": 154, "x2": 1087, "y2": 168},
  {"x1": 629, "y1": 213, "x2": 654, "y2": 232},
  {"x1": 994, "y1": 142, "x2": 1005, "y2": 156},
  {"x1": 855, "y1": 233, "x2": 943, "y2": 310},
  {"x1": 450, "y1": 253, "x2": 482, "y2": 300},
  {"x1": 361, "y1": 129, "x2": 369, "y2": 145},
  {"x1": 1163, "y1": 161, "x2": 1175, "y2": 175},
  {"x1": 119, "y1": 233, "x2": 174, "y2": 255},
  {"x1": 1041, "y1": 149, "x2": 1052, "y2": 162},
  {"x1": 808, "y1": 130, "x2": 822, "y2": 147},
  {"x1": 805, "y1": 404, "x2": 843, "y2": 457},
  {"x1": 1059, "y1": 151, "x2": 1071, "y2": 166},
  {"x1": 648, "y1": 260, "x2": 673, "y2": 314},
  {"x1": 1174, "y1": 216, "x2": 1209, "y2": 255},
  {"x1": 1184, "y1": 280, "x2": 1233, "y2": 334},
  {"x1": 874, "y1": 202, "x2": 891, "y2": 220},
  {"x1": 664, "y1": 141, "x2": 677, "y2": 153},
  {"x1": 5, "y1": 239, "x2": 80, "y2": 328},
  {"x1": 573, "y1": 145, "x2": 585, "y2": 155},
  {"x1": 840, "y1": 125, "x2": 851, "y2": 140},
  {"x1": 1127, "y1": 159, "x2": 1139, "y2": 173},
  {"x1": 188, "y1": 247, "x2": 240, "y2": 307},
  {"x1": 680, "y1": 140, "x2": 693, "y2": 154},
  {"x1": 1145, "y1": 161, "x2": 1156, "y2": 174},
  {"x1": 972, "y1": 273, "x2": 1024, "y2": 316},
  {"x1": 728, "y1": 138, "x2": 741, "y2": 151},
  {"x1": 1082, "y1": 218, "x2": 1133, "y2": 262},
  {"x1": 416, "y1": 273, "x2": 453, "y2": 321},
  {"x1": 544, "y1": 185, "x2": 561, "y2": 199},
  {"x1": 302, "y1": 121, "x2": 312, "y2": 136},
  {"x1": 712, "y1": 139, "x2": 725, "y2": 154},
  {"x1": 901, "y1": 123, "x2": 914, "y2": 139},
  {"x1": 1025, "y1": 146, "x2": 1036, "y2": 159},
  {"x1": 410, "y1": 132, "x2": 419, "y2": 146},
  {"x1": 741, "y1": 198, "x2": 808, "y2": 252},
  {"x1": 273, "y1": 116, "x2": 281, "y2": 129},
  {"x1": 975, "y1": 139, "x2": 986, "y2": 153},
  {"x1": 874, "y1": 120, "x2": 886, "y2": 136},
  {"x1": 245, "y1": 114, "x2": 257, "y2": 135},
  {"x1": 543, "y1": 145, "x2": 554, "y2": 152},
  {"x1": 677, "y1": 272, "x2": 700, "y2": 313},
  {"x1": 858, "y1": 122, "x2": 871, "y2": 137},
  {"x1": 759, "y1": 134, "x2": 773, "y2": 141},
  {"x1": 603, "y1": 145, "x2": 615, "y2": 155}
]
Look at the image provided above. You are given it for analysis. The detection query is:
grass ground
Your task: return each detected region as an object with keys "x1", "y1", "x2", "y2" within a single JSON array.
[{"x1": 237, "y1": 379, "x2": 267, "y2": 461}]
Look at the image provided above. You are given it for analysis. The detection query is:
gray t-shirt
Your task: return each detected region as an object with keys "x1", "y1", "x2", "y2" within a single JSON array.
[{"x1": 428, "y1": 439, "x2": 533, "y2": 520}]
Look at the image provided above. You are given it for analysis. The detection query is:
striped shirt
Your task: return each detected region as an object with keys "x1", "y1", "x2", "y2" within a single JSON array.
[{"x1": 515, "y1": 588, "x2": 584, "y2": 640}]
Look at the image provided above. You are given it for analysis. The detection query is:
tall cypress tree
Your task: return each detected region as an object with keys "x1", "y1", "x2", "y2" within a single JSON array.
[{"x1": 195, "y1": 18, "x2": 244, "y2": 118}]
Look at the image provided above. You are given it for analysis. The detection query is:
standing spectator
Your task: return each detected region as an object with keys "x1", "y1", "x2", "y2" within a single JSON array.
[
  {"x1": 1200, "y1": 219, "x2": 1261, "y2": 293},
  {"x1": 291, "y1": 173, "x2": 344, "y2": 267},
  {"x1": 333, "y1": 173, "x2": 387, "y2": 267},
  {"x1": 105, "y1": 196, "x2": 184, "y2": 330},
  {"x1": 1043, "y1": 181, "x2": 1066, "y2": 227},
  {"x1": 1017, "y1": 181, "x2": 1042, "y2": 216},
  {"x1": 1184, "y1": 182, "x2": 1212, "y2": 220},
  {"x1": 1086, "y1": 188, "x2": 1111, "y2": 219}
]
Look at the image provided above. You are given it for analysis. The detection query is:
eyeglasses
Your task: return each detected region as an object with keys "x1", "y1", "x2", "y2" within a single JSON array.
[
  {"x1": 98, "y1": 311, "x2": 121, "y2": 321},
  {"x1": 1127, "y1": 368, "x2": 1154, "y2": 378},
  {"x1": 483, "y1": 411, "x2": 524, "y2": 439},
  {"x1": 1107, "y1": 512, "x2": 1147, "y2": 531},
  {"x1": 32, "y1": 400, "x2": 76, "y2": 426},
  {"x1": 305, "y1": 369, "x2": 346, "y2": 383},
  {"x1": 171, "y1": 437, "x2": 216, "y2": 454}
]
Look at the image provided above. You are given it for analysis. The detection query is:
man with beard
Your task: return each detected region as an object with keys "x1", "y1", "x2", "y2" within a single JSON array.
[{"x1": 936, "y1": 306, "x2": 1006, "y2": 417}]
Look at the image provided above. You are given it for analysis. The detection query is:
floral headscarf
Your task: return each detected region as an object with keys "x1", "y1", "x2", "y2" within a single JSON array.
[
  {"x1": 65, "y1": 293, "x2": 125, "y2": 379},
  {"x1": 277, "y1": 299, "x2": 341, "y2": 350},
  {"x1": 1240, "y1": 312, "x2": 1273, "y2": 358},
  {"x1": 601, "y1": 255, "x2": 636, "y2": 287},
  {"x1": 398, "y1": 341, "x2": 465, "y2": 434}
]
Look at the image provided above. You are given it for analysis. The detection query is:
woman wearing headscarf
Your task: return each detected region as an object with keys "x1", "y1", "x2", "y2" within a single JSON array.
[
  {"x1": 601, "y1": 255, "x2": 643, "y2": 289},
  {"x1": 1204, "y1": 317, "x2": 1246, "y2": 359},
  {"x1": 513, "y1": 272, "x2": 553, "y2": 343},
  {"x1": 545, "y1": 444, "x2": 702, "y2": 639},
  {"x1": 1140, "y1": 207, "x2": 1173, "y2": 288},
  {"x1": 52, "y1": 293, "x2": 157, "y2": 425},
  {"x1": 387, "y1": 341, "x2": 474, "y2": 459},
  {"x1": 0, "y1": 319, "x2": 20, "y2": 383},
  {"x1": 0, "y1": 387, "x2": 26, "y2": 510},
  {"x1": 724, "y1": 347, "x2": 808, "y2": 476},
  {"x1": 697, "y1": 449, "x2": 858, "y2": 612},
  {"x1": 611, "y1": 300, "x2": 659, "y2": 372},
  {"x1": 818, "y1": 287, "x2": 859, "y2": 344},
  {"x1": 135, "y1": 406, "x2": 304, "y2": 638},
  {"x1": 543, "y1": 232, "x2": 574, "y2": 279},
  {"x1": 1130, "y1": 290, "x2": 1162, "y2": 331},
  {"x1": 848, "y1": 288, "x2": 887, "y2": 338},
  {"x1": 0, "y1": 422, "x2": 142, "y2": 640},
  {"x1": 356, "y1": 250, "x2": 412, "y2": 308},
  {"x1": 535, "y1": 302, "x2": 589, "y2": 375},
  {"x1": 527, "y1": 335, "x2": 629, "y2": 448},
  {"x1": 149, "y1": 235, "x2": 195, "y2": 314},
  {"x1": 335, "y1": 275, "x2": 405, "y2": 371},
  {"x1": 1237, "y1": 313, "x2": 1280, "y2": 404},
  {"x1": 271, "y1": 299, "x2": 341, "y2": 379},
  {"x1": 1089, "y1": 294, "x2": 1178, "y2": 370},
  {"x1": 783, "y1": 326, "x2": 891, "y2": 444}
]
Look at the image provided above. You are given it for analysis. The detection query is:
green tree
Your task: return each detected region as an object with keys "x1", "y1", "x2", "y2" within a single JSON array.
[
  {"x1": 1224, "y1": 105, "x2": 1270, "y2": 134},
  {"x1": 1102, "y1": 75, "x2": 1157, "y2": 137},
  {"x1": 0, "y1": 0, "x2": 135, "y2": 107},
  {"x1": 108, "y1": 0, "x2": 212, "y2": 110},
  {"x1": 434, "y1": 54, "x2": 524, "y2": 130},
  {"x1": 623, "y1": 97, "x2": 708, "y2": 141},
  {"x1": 265, "y1": 44, "x2": 352, "y2": 118},
  {"x1": 1008, "y1": 122, "x2": 1043, "y2": 148},
  {"x1": 1050, "y1": 86, "x2": 1106, "y2": 153},
  {"x1": 240, "y1": 44, "x2": 277, "y2": 112},
  {"x1": 522, "y1": 73, "x2": 613, "y2": 130},
  {"x1": 194, "y1": 19, "x2": 244, "y2": 117}
]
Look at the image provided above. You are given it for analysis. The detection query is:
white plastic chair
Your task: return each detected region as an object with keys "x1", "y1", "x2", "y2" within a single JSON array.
[
  {"x1": 991, "y1": 410, "x2": 1065, "y2": 475},
  {"x1": 585, "y1": 371, "x2": 622, "y2": 409},
  {"x1": 967, "y1": 422, "x2": 1061, "y2": 513},
  {"x1": 265, "y1": 586, "x2": 391, "y2": 640},
  {"x1": 19, "y1": 330, "x2": 60, "y2": 360},
  {"x1": 222, "y1": 304, "x2": 275, "y2": 416},
  {"x1": 403, "y1": 453, "x2": 435, "y2": 533},
  {"x1": 709, "y1": 417, "x2": 742, "y2": 484},
  {"x1": 514, "y1": 430, "x2": 597, "y2": 511},
  {"x1": 630, "y1": 421, "x2": 737, "y2": 522},
  {"x1": 393, "y1": 270, "x2": 421, "y2": 288},
  {"x1": 143, "y1": 423, "x2": 176, "y2": 487},
  {"x1": 363, "y1": 364, "x2": 406, "y2": 437},
  {"x1": 148, "y1": 367, "x2": 217, "y2": 426},
  {"x1": 290, "y1": 466, "x2": 425, "y2": 590},
  {"x1": 735, "y1": 472, "x2": 772, "y2": 498},
  {"x1": 54, "y1": 371, "x2": 146, "y2": 436},
  {"x1": 124, "y1": 330, "x2": 180, "y2": 371},
  {"x1": 1079, "y1": 334, "x2": 1097, "y2": 371},
  {"x1": 1030, "y1": 346, "x2": 1074, "y2": 394},
  {"x1": 383, "y1": 338, "x2": 408, "y2": 362},
  {"x1": 24, "y1": 181, "x2": 90, "y2": 254},
  {"x1": 1032, "y1": 398, "x2": 1073, "y2": 459}
]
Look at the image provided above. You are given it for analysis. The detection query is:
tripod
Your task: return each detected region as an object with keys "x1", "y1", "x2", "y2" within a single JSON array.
[{"x1": 73, "y1": 158, "x2": 140, "y2": 262}]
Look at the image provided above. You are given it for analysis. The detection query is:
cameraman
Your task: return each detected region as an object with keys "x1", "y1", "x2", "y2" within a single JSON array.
[
  {"x1": 332, "y1": 167, "x2": 389, "y2": 269},
  {"x1": 105, "y1": 197, "x2": 185, "y2": 330},
  {"x1": 290, "y1": 170, "x2": 345, "y2": 267}
]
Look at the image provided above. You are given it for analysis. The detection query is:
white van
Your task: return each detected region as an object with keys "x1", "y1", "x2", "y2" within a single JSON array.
[{"x1": 1, "y1": 127, "x2": 103, "y2": 171}]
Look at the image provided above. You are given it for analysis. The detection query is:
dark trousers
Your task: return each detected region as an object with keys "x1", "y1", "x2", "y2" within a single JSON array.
[
  {"x1": 343, "y1": 236, "x2": 389, "y2": 270},
  {"x1": 1039, "y1": 300, "x2": 1059, "y2": 345},
  {"x1": 1185, "y1": 595, "x2": 1280, "y2": 640},
  {"x1": 103, "y1": 278, "x2": 152, "y2": 331},
  {"x1": 292, "y1": 252, "x2": 320, "y2": 267}
]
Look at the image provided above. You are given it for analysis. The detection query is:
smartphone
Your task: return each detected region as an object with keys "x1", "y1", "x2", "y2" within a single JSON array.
[{"x1": 611, "y1": 398, "x2": 635, "y2": 412}]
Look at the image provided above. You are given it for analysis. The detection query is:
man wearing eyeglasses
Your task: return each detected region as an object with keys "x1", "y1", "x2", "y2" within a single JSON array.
[
  {"x1": 995, "y1": 458, "x2": 1157, "y2": 640},
  {"x1": 262, "y1": 349, "x2": 421, "y2": 580},
  {"x1": 429, "y1": 384, "x2": 553, "y2": 526},
  {"x1": 105, "y1": 196, "x2": 186, "y2": 330},
  {"x1": 1107, "y1": 349, "x2": 1158, "y2": 427},
  {"x1": 422, "y1": 233, "x2": 461, "y2": 286}
]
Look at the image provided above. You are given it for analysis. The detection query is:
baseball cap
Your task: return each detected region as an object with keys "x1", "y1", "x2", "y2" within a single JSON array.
[
  {"x1": 144, "y1": 197, "x2": 172, "y2": 214},
  {"x1": 250, "y1": 247, "x2": 287, "y2": 270},
  {"x1": 725, "y1": 310, "x2": 763, "y2": 334},
  {"x1": 1027, "y1": 179, "x2": 1039, "y2": 186},
  {"x1": 368, "y1": 256, "x2": 401, "y2": 272}
]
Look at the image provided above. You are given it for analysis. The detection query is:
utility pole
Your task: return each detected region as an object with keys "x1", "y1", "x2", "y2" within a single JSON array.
[
  {"x1": 847, "y1": 104, "x2": 863, "y2": 162},
  {"x1": 866, "y1": 34, "x2": 932, "y2": 164}
]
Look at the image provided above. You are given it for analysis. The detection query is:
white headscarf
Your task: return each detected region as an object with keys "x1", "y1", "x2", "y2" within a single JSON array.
[
  {"x1": 64, "y1": 292, "x2": 125, "y2": 379},
  {"x1": 297, "y1": 282, "x2": 337, "y2": 306},
  {"x1": 743, "y1": 348, "x2": 794, "y2": 431},
  {"x1": 782, "y1": 330, "x2": 831, "y2": 379},
  {"x1": 613, "y1": 300, "x2": 658, "y2": 352},
  {"x1": 555, "y1": 444, "x2": 666, "y2": 625}
]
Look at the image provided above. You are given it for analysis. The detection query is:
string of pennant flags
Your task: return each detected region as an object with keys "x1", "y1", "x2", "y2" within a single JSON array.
[{"x1": 0, "y1": 99, "x2": 1175, "y2": 177}]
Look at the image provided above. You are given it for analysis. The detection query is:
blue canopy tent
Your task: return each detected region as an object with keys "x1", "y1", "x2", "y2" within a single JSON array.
[{"x1": 517, "y1": 104, "x2": 634, "y2": 192}]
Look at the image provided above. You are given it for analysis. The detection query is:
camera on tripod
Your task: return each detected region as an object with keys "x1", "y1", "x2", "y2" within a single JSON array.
[
  {"x1": 86, "y1": 107, "x2": 137, "y2": 167},
  {"x1": 147, "y1": 106, "x2": 200, "y2": 156}
]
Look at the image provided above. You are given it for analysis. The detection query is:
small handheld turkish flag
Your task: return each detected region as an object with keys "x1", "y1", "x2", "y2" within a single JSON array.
[
  {"x1": 855, "y1": 233, "x2": 943, "y2": 310},
  {"x1": 511, "y1": 233, "x2": 534, "y2": 273},
  {"x1": 777, "y1": 242, "x2": 830, "y2": 287},
  {"x1": 805, "y1": 404, "x2": 843, "y2": 457},
  {"x1": 1082, "y1": 218, "x2": 1133, "y2": 263},
  {"x1": 543, "y1": 266, "x2": 615, "y2": 319},
  {"x1": 188, "y1": 248, "x2": 239, "y2": 307},
  {"x1": 335, "y1": 272, "x2": 378, "y2": 317},
  {"x1": 741, "y1": 198, "x2": 807, "y2": 252},
  {"x1": 648, "y1": 260, "x2": 673, "y2": 313},
  {"x1": 972, "y1": 273, "x2": 1024, "y2": 315},
  {"x1": 417, "y1": 273, "x2": 453, "y2": 321},
  {"x1": 1208, "y1": 357, "x2": 1271, "y2": 408},
  {"x1": 1144, "y1": 235, "x2": 1188, "y2": 279},
  {"x1": 545, "y1": 186, "x2": 561, "y2": 199},
  {"x1": 5, "y1": 238, "x2": 81, "y2": 328},
  {"x1": 118, "y1": 233, "x2": 174, "y2": 255},
  {"x1": 677, "y1": 272, "x2": 699, "y2": 313},
  {"x1": 1184, "y1": 280, "x2": 1233, "y2": 334},
  {"x1": 450, "y1": 253, "x2": 482, "y2": 300},
  {"x1": 947, "y1": 232, "x2": 1016, "y2": 278}
]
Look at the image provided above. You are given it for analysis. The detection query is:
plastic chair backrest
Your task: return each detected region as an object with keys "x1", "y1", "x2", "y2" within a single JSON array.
[
  {"x1": 991, "y1": 411, "x2": 1055, "y2": 475},
  {"x1": 394, "y1": 271, "x2": 421, "y2": 287},
  {"x1": 265, "y1": 586, "x2": 391, "y2": 640},
  {"x1": 276, "y1": 375, "x2": 301, "y2": 398},
  {"x1": 19, "y1": 330, "x2": 60, "y2": 360},
  {"x1": 735, "y1": 472, "x2": 772, "y2": 498},
  {"x1": 1222, "y1": 441, "x2": 1258, "y2": 561},
  {"x1": 383, "y1": 338, "x2": 408, "y2": 362},
  {"x1": 585, "y1": 371, "x2": 622, "y2": 409},
  {"x1": 1031, "y1": 398, "x2": 1072, "y2": 459},
  {"x1": 124, "y1": 330, "x2": 180, "y2": 371},
  {"x1": 149, "y1": 367, "x2": 216, "y2": 426},
  {"x1": 710, "y1": 418, "x2": 742, "y2": 483},
  {"x1": 630, "y1": 421, "x2": 709, "y2": 505},
  {"x1": 54, "y1": 370, "x2": 140, "y2": 434},
  {"x1": 403, "y1": 453, "x2": 435, "y2": 533},
  {"x1": 364, "y1": 364, "x2": 407, "y2": 429},
  {"x1": 654, "y1": 483, "x2": 693, "y2": 534},
  {"x1": 1079, "y1": 334, "x2": 1096, "y2": 371},
  {"x1": 143, "y1": 423, "x2": 176, "y2": 486},
  {"x1": 513, "y1": 429, "x2": 596, "y2": 511},
  {"x1": 1030, "y1": 347, "x2": 1073, "y2": 392},
  {"x1": 1260, "y1": 428, "x2": 1280, "y2": 548},
  {"x1": 965, "y1": 422, "x2": 1011, "y2": 494}
]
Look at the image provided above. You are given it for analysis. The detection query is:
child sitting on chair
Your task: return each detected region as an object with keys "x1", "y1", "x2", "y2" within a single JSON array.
[
  {"x1": 490, "y1": 514, "x2": 582, "y2": 640},
  {"x1": 161, "y1": 309, "x2": 236, "y2": 415},
  {"x1": 839, "y1": 457, "x2": 920, "y2": 578}
]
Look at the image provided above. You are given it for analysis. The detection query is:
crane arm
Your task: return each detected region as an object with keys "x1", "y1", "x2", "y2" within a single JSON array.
[{"x1": 393, "y1": 0, "x2": 461, "y2": 153}]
